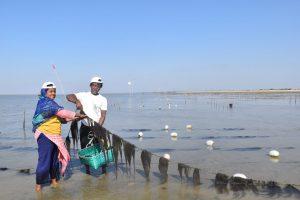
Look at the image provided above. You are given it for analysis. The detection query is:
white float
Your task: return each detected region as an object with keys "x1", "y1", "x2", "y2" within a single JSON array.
[
  {"x1": 170, "y1": 132, "x2": 178, "y2": 137},
  {"x1": 206, "y1": 140, "x2": 214, "y2": 146},
  {"x1": 233, "y1": 173, "x2": 247, "y2": 179},
  {"x1": 186, "y1": 124, "x2": 192, "y2": 129},
  {"x1": 269, "y1": 150, "x2": 280, "y2": 157},
  {"x1": 164, "y1": 125, "x2": 169, "y2": 130},
  {"x1": 163, "y1": 153, "x2": 170, "y2": 160},
  {"x1": 138, "y1": 131, "x2": 143, "y2": 138}
]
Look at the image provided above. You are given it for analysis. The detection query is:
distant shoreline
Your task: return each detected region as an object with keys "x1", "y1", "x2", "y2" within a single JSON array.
[
  {"x1": 1, "y1": 89, "x2": 300, "y2": 95},
  {"x1": 158, "y1": 89, "x2": 300, "y2": 95}
]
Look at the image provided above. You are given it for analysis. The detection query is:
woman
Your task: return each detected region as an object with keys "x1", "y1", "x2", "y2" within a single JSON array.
[{"x1": 32, "y1": 81, "x2": 86, "y2": 192}]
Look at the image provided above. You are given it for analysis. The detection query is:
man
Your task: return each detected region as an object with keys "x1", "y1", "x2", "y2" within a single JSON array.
[{"x1": 66, "y1": 76, "x2": 107, "y2": 174}]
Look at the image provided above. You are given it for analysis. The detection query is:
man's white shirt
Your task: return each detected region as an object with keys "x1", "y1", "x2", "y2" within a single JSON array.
[{"x1": 75, "y1": 92, "x2": 107, "y2": 126}]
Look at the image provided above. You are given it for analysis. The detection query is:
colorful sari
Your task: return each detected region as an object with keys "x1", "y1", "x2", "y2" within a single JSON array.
[{"x1": 32, "y1": 89, "x2": 70, "y2": 176}]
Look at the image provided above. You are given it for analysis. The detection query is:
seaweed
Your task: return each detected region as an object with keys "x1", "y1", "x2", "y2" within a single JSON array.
[
  {"x1": 70, "y1": 120, "x2": 78, "y2": 148},
  {"x1": 215, "y1": 173, "x2": 229, "y2": 185},
  {"x1": 90, "y1": 123, "x2": 111, "y2": 164},
  {"x1": 192, "y1": 168, "x2": 200, "y2": 186},
  {"x1": 141, "y1": 150, "x2": 152, "y2": 180},
  {"x1": 184, "y1": 165, "x2": 191, "y2": 180},
  {"x1": 229, "y1": 176, "x2": 248, "y2": 191},
  {"x1": 178, "y1": 163, "x2": 184, "y2": 181},
  {"x1": 65, "y1": 135, "x2": 71, "y2": 153},
  {"x1": 262, "y1": 181, "x2": 282, "y2": 198},
  {"x1": 215, "y1": 173, "x2": 229, "y2": 194},
  {"x1": 177, "y1": 163, "x2": 190, "y2": 182},
  {"x1": 158, "y1": 157, "x2": 169, "y2": 183},
  {"x1": 283, "y1": 184, "x2": 300, "y2": 198},
  {"x1": 112, "y1": 134, "x2": 123, "y2": 178},
  {"x1": 19, "y1": 169, "x2": 31, "y2": 175},
  {"x1": 123, "y1": 141, "x2": 135, "y2": 174}
]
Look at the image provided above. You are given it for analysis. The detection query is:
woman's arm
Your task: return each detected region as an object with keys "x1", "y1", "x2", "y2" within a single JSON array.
[{"x1": 56, "y1": 110, "x2": 76, "y2": 121}]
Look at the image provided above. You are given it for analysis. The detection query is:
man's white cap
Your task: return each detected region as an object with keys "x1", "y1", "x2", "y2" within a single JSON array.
[
  {"x1": 90, "y1": 76, "x2": 103, "y2": 84},
  {"x1": 41, "y1": 81, "x2": 56, "y2": 89}
]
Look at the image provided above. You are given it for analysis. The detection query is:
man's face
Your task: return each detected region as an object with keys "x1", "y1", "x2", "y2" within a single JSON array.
[{"x1": 90, "y1": 82, "x2": 101, "y2": 95}]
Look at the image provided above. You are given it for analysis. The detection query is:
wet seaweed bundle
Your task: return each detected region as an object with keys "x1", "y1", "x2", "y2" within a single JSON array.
[
  {"x1": 178, "y1": 163, "x2": 191, "y2": 182},
  {"x1": 215, "y1": 173, "x2": 229, "y2": 194},
  {"x1": 260, "y1": 181, "x2": 282, "y2": 198},
  {"x1": 90, "y1": 123, "x2": 110, "y2": 150},
  {"x1": 19, "y1": 169, "x2": 31, "y2": 175},
  {"x1": 158, "y1": 157, "x2": 169, "y2": 183},
  {"x1": 283, "y1": 184, "x2": 300, "y2": 198},
  {"x1": 65, "y1": 135, "x2": 71, "y2": 153},
  {"x1": 123, "y1": 141, "x2": 135, "y2": 174},
  {"x1": 229, "y1": 176, "x2": 248, "y2": 192},
  {"x1": 141, "y1": 150, "x2": 152, "y2": 180},
  {"x1": 70, "y1": 120, "x2": 78, "y2": 148},
  {"x1": 112, "y1": 134, "x2": 123, "y2": 177},
  {"x1": 192, "y1": 168, "x2": 200, "y2": 186}
]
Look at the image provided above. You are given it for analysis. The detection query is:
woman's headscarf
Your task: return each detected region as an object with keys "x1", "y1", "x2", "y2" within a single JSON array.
[{"x1": 32, "y1": 88, "x2": 63, "y2": 132}]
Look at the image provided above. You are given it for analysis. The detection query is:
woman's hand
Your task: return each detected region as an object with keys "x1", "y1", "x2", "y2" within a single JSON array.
[
  {"x1": 58, "y1": 117, "x2": 68, "y2": 124},
  {"x1": 75, "y1": 113, "x2": 87, "y2": 120}
]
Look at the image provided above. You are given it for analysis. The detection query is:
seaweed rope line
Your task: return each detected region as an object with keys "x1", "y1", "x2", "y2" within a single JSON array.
[
  {"x1": 64, "y1": 116, "x2": 300, "y2": 188},
  {"x1": 109, "y1": 132, "x2": 300, "y2": 187}
]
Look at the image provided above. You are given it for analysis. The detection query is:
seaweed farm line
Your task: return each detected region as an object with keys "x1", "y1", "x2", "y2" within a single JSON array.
[{"x1": 0, "y1": 92, "x2": 300, "y2": 199}]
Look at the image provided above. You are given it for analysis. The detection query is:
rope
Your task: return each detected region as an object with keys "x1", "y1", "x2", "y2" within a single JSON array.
[{"x1": 84, "y1": 117, "x2": 300, "y2": 188}]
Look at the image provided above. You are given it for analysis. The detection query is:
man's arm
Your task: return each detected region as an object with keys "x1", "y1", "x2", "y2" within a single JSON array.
[
  {"x1": 66, "y1": 94, "x2": 83, "y2": 110},
  {"x1": 99, "y1": 110, "x2": 107, "y2": 126}
]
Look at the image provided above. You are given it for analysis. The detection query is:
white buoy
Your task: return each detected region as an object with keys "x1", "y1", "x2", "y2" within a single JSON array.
[
  {"x1": 269, "y1": 150, "x2": 280, "y2": 157},
  {"x1": 206, "y1": 140, "x2": 214, "y2": 146},
  {"x1": 233, "y1": 173, "x2": 247, "y2": 179},
  {"x1": 138, "y1": 132, "x2": 143, "y2": 138},
  {"x1": 163, "y1": 153, "x2": 170, "y2": 160},
  {"x1": 186, "y1": 124, "x2": 192, "y2": 129},
  {"x1": 164, "y1": 125, "x2": 169, "y2": 130},
  {"x1": 170, "y1": 132, "x2": 178, "y2": 137}
]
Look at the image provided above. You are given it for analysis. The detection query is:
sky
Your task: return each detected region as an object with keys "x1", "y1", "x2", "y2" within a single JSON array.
[{"x1": 0, "y1": 0, "x2": 299, "y2": 94}]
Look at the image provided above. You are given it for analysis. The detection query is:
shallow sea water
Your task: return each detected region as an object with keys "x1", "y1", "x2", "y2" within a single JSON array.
[{"x1": 0, "y1": 93, "x2": 300, "y2": 199}]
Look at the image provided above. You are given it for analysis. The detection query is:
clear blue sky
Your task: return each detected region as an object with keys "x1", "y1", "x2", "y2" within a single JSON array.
[{"x1": 0, "y1": 0, "x2": 299, "y2": 94}]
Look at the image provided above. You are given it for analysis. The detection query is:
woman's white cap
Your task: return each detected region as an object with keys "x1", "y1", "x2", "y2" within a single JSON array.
[
  {"x1": 90, "y1": 76, "x2": 103, "y2": 84},
  {"x1": 41, "y1": 81, "x2": 56, "y2": 89}
]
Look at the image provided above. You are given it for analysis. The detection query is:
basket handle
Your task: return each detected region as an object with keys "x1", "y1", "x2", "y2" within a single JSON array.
[{"x1": 86, "y1": 131, "x2": 94, "y2": 148}]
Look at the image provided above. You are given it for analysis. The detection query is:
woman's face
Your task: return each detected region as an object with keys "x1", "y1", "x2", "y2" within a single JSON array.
[{"x1": 46, "y1": 88, "x2": 56, "y2": 99}]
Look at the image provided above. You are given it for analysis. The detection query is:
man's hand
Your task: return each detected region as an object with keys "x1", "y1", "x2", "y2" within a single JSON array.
[
  {"x1": 98, "y1": 110, "x2": 107, "y2": 126},
  {"x1": 76, "y1": 100, "x2": 83, "y2": 110},
  {"x1": 66, "y1": 94, "x2": 83, "y2": 110}
]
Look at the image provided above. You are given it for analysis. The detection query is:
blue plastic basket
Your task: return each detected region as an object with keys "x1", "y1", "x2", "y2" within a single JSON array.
[{"x1": 78, "y1": 144, "x2": 114, "y2": 170}]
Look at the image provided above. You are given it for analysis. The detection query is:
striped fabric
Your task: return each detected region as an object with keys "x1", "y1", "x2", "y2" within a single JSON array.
[{"x1": 35, "y1": 131, "x2": 70, "y2": 175}]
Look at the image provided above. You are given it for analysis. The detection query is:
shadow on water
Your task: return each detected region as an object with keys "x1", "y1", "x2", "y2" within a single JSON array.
[
  {"x1": 0, "y1": 145, "x2": 13, "y2": 150},
  {"x1": 224, "y1": 147, "x2": 263, "y2": 152},
  {"x1": 122, "y1": 129, "x2": 152, "y2": 132},
  {"x1": 222, "y1": 128, "x2": 246, "y2": 131},
  {"x1": 200, "y1": 135, "x2": 269, "y2": 140}
]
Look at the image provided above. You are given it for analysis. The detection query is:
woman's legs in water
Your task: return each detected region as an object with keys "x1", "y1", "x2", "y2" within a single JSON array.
[{"x1": 35, "y1": 134, "x2": 59, "y2": 191}]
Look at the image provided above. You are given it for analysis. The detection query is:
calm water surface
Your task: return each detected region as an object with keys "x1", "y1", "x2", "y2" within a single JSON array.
[{"x1": 0, "y1": 93, "x2": 300, "y2": 199}]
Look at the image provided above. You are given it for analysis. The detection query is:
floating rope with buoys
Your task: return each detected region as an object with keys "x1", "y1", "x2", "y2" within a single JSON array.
[{"x1": 67, "y1": 117, "x2": 300, "y2": 198}]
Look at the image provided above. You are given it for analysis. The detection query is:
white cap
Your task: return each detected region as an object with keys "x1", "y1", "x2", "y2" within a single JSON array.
[
  {"x1": 90, "y1": 76, "x2": 103, "y2": 84},
  {"x1": 41, "y1": 81, "x2": 56, "y2": 89}
]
